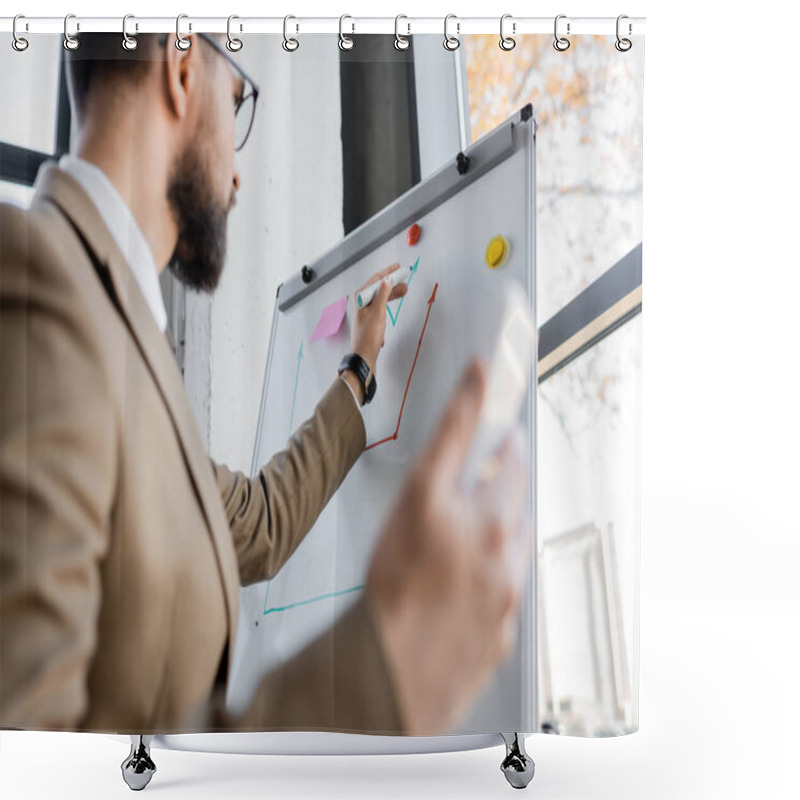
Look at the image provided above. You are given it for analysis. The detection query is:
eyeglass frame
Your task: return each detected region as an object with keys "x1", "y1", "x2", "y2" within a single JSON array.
[{"x1": 157, "y1": 31, "x2": 260, "y2": 151}]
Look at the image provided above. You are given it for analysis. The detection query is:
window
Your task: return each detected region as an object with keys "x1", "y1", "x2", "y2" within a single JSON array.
[
  {"x1": 0, "y1": 36, "x2": 69, "y2": 206},
  {"x1": 0, "y1": 38, "x2": 185, "y2": 372},
  {"x1": 459, "y1": 34, "x2": 643, "y2": 735}
]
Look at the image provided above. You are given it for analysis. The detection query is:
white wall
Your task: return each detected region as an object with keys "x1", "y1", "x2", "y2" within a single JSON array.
[{"x1": 184, "y1": 36, "x2": 344, "y2": 473}]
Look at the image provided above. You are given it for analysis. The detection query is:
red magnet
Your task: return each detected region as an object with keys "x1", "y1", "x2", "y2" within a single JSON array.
[{"x1": 407, "y1": 223, "x2": 421, "y2": 246}]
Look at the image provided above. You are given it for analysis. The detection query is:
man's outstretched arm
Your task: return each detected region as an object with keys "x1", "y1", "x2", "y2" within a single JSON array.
[
  {"x1": 213, "y1": 266, "x2": 406, "y2": 586},
  {"x1": 211, "y1": 373, "x2": 365, "y2": 586}
]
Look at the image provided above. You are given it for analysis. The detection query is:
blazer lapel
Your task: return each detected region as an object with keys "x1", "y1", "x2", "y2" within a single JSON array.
[{"x1": 31, "y1": 161, "x2": 240, "y2": 676}]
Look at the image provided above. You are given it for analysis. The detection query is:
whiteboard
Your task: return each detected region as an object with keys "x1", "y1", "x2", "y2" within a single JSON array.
[{"x1": 228, "y1": 107, "x2": 538, "y2": 735}]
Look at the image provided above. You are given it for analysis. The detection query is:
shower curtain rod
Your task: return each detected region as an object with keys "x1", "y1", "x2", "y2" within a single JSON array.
[{"x1": 0, "y1": 15, "x2": 646, "y2": 37}]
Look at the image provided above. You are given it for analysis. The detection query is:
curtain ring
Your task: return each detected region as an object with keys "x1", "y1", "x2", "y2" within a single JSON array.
[
  {"x1": 499, "y1": 14, "x2": 516, "y2": 51},
  {"x1": 175, "y1": 14, "x2": 191, "y2": 50},
  {"x1": 122, "y1": 14, "x2": 138, "y2": 51},
  {"x1": 338, "y1": 14, "x2": 355, "y2": 51},
  {"x1": 227, "y1": 15, "x2": 243, "y2": 52},
  {"x1": 553, "y1": 14, "x2": 570, "y2": 51},
  {"x1": 63, "y1": 13, "x2": 79, "y2": 51},
  {"x1": 443, "y1": 14, "x2": 460, "y2": 51},
  {"x1": 12, "y1": 15, "x2": 29, "y2": 52},
  {"x1": 283, "y1": 15, "x2": 299, "y2": 52},
  {"x1": 394, "y1": 15, "x2": 410, "y2": 51},
  {"x1": 615, "y1": 15, "x2": 632, "y2": 52}
]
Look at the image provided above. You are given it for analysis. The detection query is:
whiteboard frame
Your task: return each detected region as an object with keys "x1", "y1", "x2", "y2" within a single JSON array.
[{"x1": 274, "y1": 104, "x2": 534, "y2": 312}]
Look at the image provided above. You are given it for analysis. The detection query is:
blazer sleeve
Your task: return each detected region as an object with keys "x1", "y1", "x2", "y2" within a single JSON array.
[
  {"x1": 211, "y1": 375, "x2": 366, "y2": 586},
  {"x1": 184, "y1": 592, "x2": 407, "y2": 734},
  {"x1": 0, "y1": 205, "x2": 118, "y2": 730}
]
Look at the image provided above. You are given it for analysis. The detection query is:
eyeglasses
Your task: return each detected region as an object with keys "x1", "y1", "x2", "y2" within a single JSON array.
[
  {"x1": 159, "y1": 32, "x2": 260, "y2": 151},
  {"x1": 196, "y1": 33, "x2": 260, "y2": 151}
]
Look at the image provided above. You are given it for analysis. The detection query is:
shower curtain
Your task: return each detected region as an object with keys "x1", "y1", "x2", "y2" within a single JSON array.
[{"x1": 0, "y1": 20, "x2": 643, "y2": 741}]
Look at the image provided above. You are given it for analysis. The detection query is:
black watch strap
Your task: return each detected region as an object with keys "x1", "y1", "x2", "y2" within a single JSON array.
[{"x1": 338, "y1": 353, "x2": 377, "y2": 405}]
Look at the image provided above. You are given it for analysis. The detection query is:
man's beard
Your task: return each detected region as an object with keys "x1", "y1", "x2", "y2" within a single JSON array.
[{"x1": 166, "y1": 142, "x2": 229, "y2": 292}]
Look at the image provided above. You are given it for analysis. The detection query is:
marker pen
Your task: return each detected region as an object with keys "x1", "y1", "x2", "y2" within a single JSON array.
[{"x1": 356, "y1": 265, "x2": 413, "y2": 309}]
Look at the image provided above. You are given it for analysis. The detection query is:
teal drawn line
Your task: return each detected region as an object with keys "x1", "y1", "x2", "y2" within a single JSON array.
[
  {"x1": 386, "y1": 256, "x2": 420, "y2": 327},
  {"x1": 263, "y1": 584, "x2": 365, "y2": 616},
  {"x1": 288, "y1": 340, "x2": 303, "y2": 435}
]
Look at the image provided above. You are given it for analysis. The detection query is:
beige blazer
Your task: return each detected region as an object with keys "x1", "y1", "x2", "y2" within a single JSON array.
[{"x1": 0, "y1": 162, "x2": 404, "y2": 735}]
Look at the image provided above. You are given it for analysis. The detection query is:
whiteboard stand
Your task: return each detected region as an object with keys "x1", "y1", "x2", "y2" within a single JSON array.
[{"x1": 117, "y1": 104, "x2": 538, "y2": 791}]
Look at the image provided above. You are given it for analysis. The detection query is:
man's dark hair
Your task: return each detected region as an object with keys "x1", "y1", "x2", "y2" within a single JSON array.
[{"x1": 65, "y1": 33, "x2": 167, "y2": 125}]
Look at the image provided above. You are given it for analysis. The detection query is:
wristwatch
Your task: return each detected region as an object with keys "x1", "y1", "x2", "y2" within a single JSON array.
[{"x1": 338, "y1": 353, "x2": 377, "y2": 405}]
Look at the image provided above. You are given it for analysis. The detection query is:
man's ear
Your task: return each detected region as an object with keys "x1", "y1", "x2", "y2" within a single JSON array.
[{"x1": 164, "y1": 33, "x2": 200, "y2": 122}]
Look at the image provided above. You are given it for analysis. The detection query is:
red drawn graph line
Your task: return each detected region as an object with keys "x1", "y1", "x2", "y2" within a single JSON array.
[{"x1": 366, "y1": 282, "x2": 439, "y2": 451}]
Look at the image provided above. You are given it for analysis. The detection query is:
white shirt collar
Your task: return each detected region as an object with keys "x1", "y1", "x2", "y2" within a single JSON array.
[{"x1": 58, "y1": 154, "x2": 168, "y2": 333}]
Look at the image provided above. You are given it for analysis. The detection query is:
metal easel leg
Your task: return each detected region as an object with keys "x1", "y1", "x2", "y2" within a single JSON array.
[
  {"x1": 121, "y1": 735, "x2": 157, "y2": 791},
  {"x1": 500, "y1": 732, "x2": 535, "y2": 789}
]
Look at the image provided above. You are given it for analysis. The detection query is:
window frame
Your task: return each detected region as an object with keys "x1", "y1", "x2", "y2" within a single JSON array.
[
  {"x1": 407, "y1": 38, "x2": 643, "y2": 383},
  {"x1": 0, "y1": 47, "x2": 70, "y2": 187},
  {"x1": 0, "y1": 48, "x2": 187, "y2": 373}
]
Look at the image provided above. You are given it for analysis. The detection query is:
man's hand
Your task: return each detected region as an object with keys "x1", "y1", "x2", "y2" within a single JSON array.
[
  {"x1": 364, "y1": 358, "x2": 530, "y2": 735},
  {"x1": 346, "y1": 264, "x2": 409, "y2": 387}
]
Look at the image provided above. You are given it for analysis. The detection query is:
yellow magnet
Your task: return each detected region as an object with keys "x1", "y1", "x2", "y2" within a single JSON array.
[{"x1": 485, "y1": 235, "x2": 510, "y2": 269}]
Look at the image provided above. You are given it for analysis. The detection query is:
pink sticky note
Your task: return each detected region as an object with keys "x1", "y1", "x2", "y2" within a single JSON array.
[{"x1": 310, "y1": 296, "x2": 348, "y2": 342}]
